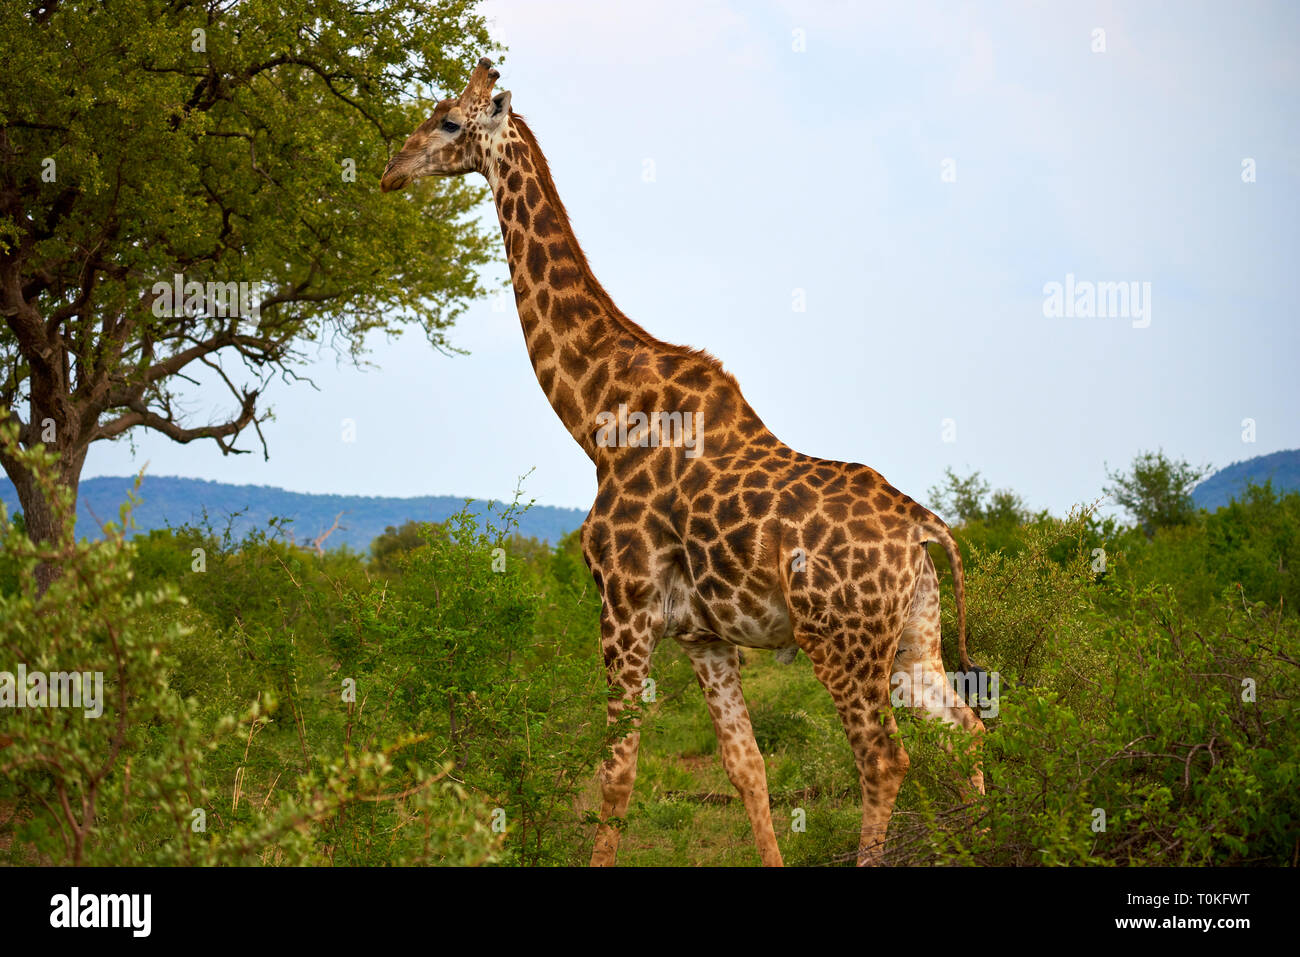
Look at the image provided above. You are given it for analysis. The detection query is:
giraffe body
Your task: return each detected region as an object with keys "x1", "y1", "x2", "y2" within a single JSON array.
[{"x1": 382, "y1": 59, "x2": 986, "y2": 867}]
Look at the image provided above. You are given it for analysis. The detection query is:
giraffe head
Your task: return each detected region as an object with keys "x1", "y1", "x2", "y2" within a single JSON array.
[{"x1": 380, "y1": 57, "x2": 511, "y2": 192}]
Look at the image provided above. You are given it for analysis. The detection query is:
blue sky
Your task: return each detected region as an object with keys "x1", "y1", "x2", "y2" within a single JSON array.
[{"x1": 85, "y1": 0, "x2": 1300, "y2": 518}]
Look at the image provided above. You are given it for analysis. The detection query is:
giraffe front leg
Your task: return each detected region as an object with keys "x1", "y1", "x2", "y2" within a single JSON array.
[
  {"x1": 591, "y1": 725, "x2": 641, "y2": 867},
  {"x1": 590, "y1": 604, "x2": 657, "y2": 867},
  {"x1": 679, "y1": 638, "x2": 783, "y2": 867}
]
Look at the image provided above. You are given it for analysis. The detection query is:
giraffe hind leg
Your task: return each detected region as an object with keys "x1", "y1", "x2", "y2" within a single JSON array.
[
  {"x1": 894, "y1": 555, "x2": 986, "y2": 797},
  {"x1": 796, "y1": 626, "x2": 909, "y2": 866}
]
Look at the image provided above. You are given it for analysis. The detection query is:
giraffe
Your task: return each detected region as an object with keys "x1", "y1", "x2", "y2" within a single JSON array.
[{"x1": 381, "y1": 58, "x2": 987, "y2": 867}]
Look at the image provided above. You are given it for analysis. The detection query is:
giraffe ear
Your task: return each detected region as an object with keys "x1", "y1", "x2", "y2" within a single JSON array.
[{"x1": 488, "y1": 91, "x2": 511, "y2": 126}]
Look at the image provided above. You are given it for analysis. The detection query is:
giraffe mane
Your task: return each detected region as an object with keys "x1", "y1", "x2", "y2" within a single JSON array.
[{"x1": 509, "y1": 112, "x2": 742, "y2": 390}]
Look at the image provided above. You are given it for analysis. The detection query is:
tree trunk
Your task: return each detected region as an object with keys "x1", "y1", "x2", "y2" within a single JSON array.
[{"x1": 1, "y1": 440, "x2": 89, "y2": 596}]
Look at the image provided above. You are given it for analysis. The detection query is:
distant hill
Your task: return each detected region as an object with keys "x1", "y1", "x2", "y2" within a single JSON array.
[
  {"x1": 0, "y1": 475, "x2": 588, "y2": 552},
  {"x1": 1192, "y1": 449, "x2": 1300, "y2": 511}
]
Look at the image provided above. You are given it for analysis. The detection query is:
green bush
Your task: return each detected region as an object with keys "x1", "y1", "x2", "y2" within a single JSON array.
[
  {"x1": 899, "y1": 531, "x2": 1300, "y2": 865},
  {"x1": 4, "y1": 425, "x2": 1296, "y2": 866},
  {"x1": 0, "y1": 432, "x2": 591, "y2": 865}
]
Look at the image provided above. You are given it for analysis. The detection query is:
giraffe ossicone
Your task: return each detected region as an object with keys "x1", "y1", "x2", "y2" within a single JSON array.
[{"x1": 382, "y1": 57, "x2": 987, "y2": 867}]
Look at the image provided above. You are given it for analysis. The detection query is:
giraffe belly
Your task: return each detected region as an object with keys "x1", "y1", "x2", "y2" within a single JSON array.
[{"x1": 709, "y1": 588, "x2": 797, "y2": 651}]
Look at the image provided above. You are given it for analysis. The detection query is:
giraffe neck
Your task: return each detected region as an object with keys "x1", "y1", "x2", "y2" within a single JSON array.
[{"x1": 485, "y1": 115, "x2": 668, "y2": 460}]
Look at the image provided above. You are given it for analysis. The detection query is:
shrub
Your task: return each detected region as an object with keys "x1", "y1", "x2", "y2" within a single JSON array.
[
  {"x1": 0, "y1": 428, "x2": 504, "y2": 866},
  {"x1": 897, "y1": 533, "x2": 1300, "y2": 865}
]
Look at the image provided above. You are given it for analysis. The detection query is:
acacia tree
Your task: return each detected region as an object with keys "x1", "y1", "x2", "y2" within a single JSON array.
[
  {"x1": 0, "y1": 0, "x2": 499, "y2": 589},
  {"x1": 1104, "y1": 449, "x2": 1212, "y2": 536},
  {"x1": 928, "y1": 467, "x2": 1031, "y2": 527}
]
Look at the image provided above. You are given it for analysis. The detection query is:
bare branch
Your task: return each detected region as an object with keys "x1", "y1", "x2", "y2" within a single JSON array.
[
  {"x1": 313, "y1": 512, "x2": 345, "y2": 556},
  {"x1": 93, "y1": 389, "x2": 261, "y2": 457}
]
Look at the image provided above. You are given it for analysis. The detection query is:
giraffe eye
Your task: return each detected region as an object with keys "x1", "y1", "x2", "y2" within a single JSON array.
[{"x1": 441, "y1": 120, "x2": 461, "y2": 134}]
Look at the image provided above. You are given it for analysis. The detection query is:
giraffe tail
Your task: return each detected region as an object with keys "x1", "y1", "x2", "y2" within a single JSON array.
[{"x1": 910, "y1": 511, "x2": 973, "y2": 673}]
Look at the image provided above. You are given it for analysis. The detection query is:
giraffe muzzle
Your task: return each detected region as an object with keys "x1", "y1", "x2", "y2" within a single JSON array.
[{"x1": 380, "y1": 157, "x2": 407, "y2": 192}]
